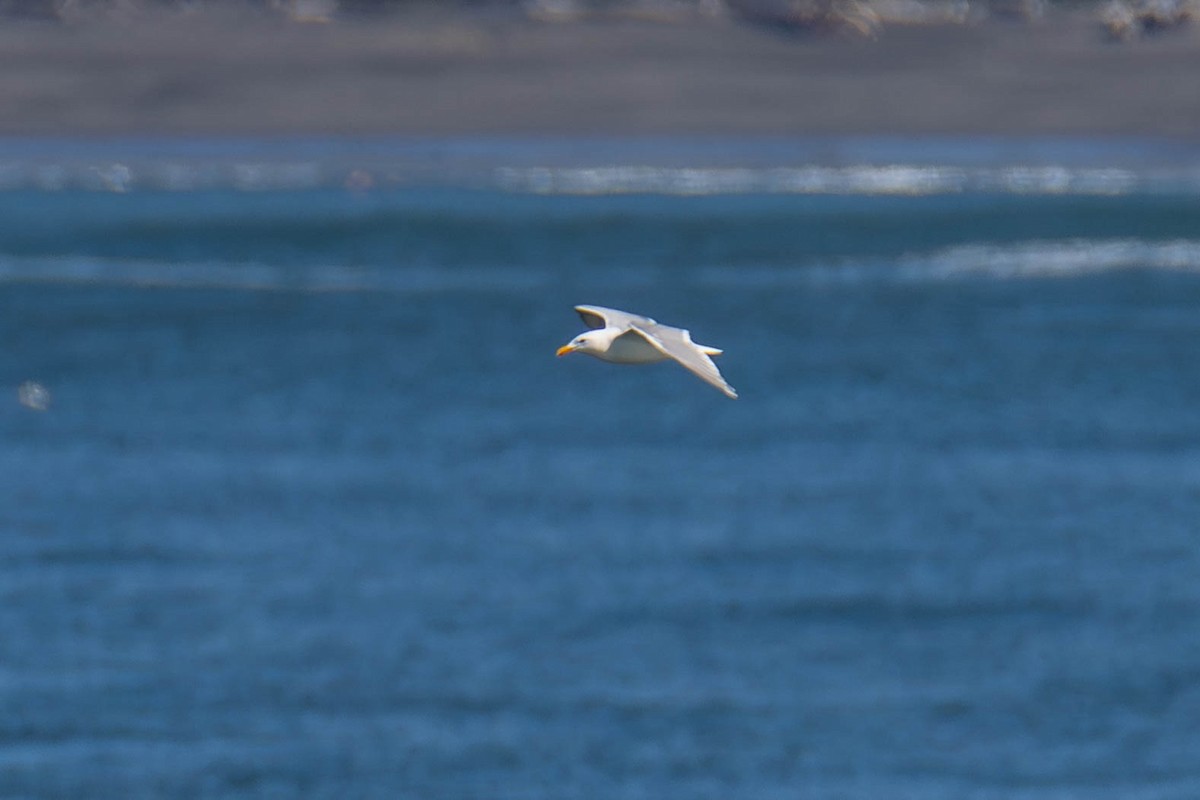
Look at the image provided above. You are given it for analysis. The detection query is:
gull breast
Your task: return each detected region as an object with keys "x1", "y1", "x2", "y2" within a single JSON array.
[{"x1": 600, "y1": 332, "x2": 668, "y2": 364}]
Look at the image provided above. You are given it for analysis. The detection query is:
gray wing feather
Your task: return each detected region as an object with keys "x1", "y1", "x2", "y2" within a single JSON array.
[
  {"x1": 630, "y1": 323, "x2": 738, "y2": 399},
  {"x1": 575, "y1": 305, "x2": 656, "y2": 331}
]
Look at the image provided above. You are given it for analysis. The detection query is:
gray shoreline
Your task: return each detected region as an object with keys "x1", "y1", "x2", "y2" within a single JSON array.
[{"x1": 1, "y1": 6, "x2": 1198, "y2": 137}]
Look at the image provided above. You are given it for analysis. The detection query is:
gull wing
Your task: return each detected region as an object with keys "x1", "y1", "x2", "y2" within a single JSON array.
[
  {"x1": 629, "y1": 323, "x2": 738, "y2": 399},
  {"x1": 575, "y1": 305, "x2": 656, "y2": 331}
]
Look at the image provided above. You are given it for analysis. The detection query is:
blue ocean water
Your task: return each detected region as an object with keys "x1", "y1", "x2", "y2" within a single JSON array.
[{"x1": 2, "y1": 137, "x2": 1200, "y2": 799}]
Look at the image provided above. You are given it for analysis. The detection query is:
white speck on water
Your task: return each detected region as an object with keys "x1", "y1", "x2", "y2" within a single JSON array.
[{"x1": 18, "y1": 381, "x2": 51, "y2": 412}]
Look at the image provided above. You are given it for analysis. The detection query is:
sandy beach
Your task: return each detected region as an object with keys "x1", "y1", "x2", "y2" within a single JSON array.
[{"x1": 0, "y1": 4, "x2": 1197, "y2": 138}]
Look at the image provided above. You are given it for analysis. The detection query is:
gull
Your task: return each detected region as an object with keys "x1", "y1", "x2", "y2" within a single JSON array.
[{"x1": 556, "y1": 305, "x2": 738, "y2": 399}]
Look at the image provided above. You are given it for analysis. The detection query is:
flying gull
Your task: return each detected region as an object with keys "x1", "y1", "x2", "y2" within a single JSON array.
[{"x1": 556, "y1": 305, "x2": 738, "y2": 399}]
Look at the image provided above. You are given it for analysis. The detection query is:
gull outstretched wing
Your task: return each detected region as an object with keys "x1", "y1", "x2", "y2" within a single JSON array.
[
  {"x1": 575, "y1": 305, "x2": 657, "y2": 331},
  {"x1": 629, "y1": 323, "x2": 738, "y2": 399}
]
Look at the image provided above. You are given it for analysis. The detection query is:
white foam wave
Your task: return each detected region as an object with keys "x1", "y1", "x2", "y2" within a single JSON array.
[
  {"x1": 0, "y1": 158, "x2": 1196, "y2": 196},
  {"x1": 905, "y1": 239, "x2": 1200, "y2": 280},
  {"x1": 493, "y1": 164, "x2": 1191, "y2": 196},
  {"x1": 5, "y1": 240, "x2": 1199, "y2": 293},
  {"x1": 698, "y1": 239, "x2": 1200, "y2": 287},
  {"x1": 0, "y1": 257, "x2": 549, "y2": 293},
  {"x1": 0, "y1": 160, "x2": 329, "y2": 193}
]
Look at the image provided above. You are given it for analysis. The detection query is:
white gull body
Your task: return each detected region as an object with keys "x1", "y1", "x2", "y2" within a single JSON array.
[{"x1": 556, "y1": 305, "x2": 738, "y2": 399}]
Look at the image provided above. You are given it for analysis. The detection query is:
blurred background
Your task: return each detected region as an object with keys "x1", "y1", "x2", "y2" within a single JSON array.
[
  {"x1": 0, "y1": 0, "x2": 1199, "y2": 135},
  {"x1": 2, "y1": 3, "x2": 1200, "y2": 799}
]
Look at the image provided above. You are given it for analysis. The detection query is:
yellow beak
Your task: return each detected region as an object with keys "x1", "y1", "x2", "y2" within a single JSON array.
[{"x1": 556, "y1": 344, "x2": 575, "y2": 357}]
